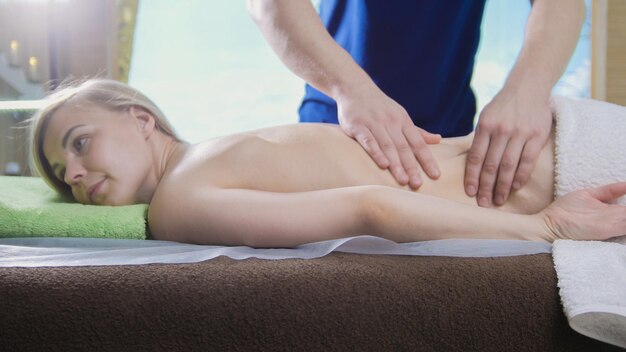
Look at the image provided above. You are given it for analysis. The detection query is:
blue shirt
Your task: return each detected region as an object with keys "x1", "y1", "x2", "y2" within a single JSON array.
[{"x1": 299, "y1": 0, "x2": 486, "y2": 137}]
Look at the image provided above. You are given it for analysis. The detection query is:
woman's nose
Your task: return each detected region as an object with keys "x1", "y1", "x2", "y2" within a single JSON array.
[{"x1": 64, "y1": 158, "x2": 86, "y2": 185}]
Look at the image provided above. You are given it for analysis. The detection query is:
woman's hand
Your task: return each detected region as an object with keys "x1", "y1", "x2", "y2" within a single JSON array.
[{"x1": 540, "y1": 183, "x2": 626, "y2": 241}]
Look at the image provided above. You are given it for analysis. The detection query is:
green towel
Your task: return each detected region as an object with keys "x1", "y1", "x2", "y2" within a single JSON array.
[{"x1": 0, "y1": 176, "x2": 148, "y2": 240}]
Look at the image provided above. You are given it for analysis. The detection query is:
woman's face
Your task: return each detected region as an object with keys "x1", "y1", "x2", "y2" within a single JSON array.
[{"x1": 42, "y1": 104, "x2": 155, "y2": 205}]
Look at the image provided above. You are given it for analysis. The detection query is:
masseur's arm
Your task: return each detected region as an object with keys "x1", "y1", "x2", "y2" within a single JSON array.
[
  {"x1": 465, "y1": 0, "x2": 586, "y2": 207},
  {"x1": 247, "y1": 0, "x2": 441, "y2": 190},
  {"x1": 148, "y1": 183, "x2": 626, "y2": 248}
]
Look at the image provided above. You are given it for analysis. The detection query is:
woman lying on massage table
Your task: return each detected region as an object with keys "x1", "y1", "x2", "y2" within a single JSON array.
[{"x1": 31, "y1": 79, "x2": 626, "y2": 247}]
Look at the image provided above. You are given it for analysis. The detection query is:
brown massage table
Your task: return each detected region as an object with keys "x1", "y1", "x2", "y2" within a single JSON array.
[{"x1": 0, "y1": 252, "x2": 622, "y2": 352}]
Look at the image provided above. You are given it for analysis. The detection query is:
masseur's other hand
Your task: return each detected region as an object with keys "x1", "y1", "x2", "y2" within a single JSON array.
[
  {"x1": 539, "y1": 183, "x2": 626, "y2": 242},
  {"x1": 465, "y1": 91, "x2": 552, "y2": 207},
  {"x1": 336, "y1": 87, "x2": 441, "y2": 190}
]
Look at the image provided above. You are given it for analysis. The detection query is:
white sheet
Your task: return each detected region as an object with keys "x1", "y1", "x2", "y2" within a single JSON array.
[{"x1": 0, "y1": 236, "x2": 550, "y2": 267}]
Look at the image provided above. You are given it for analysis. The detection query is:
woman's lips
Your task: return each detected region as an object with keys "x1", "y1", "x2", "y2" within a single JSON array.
[{"x1": 88, "y1": 178, "x2": 105, "y2": 203}]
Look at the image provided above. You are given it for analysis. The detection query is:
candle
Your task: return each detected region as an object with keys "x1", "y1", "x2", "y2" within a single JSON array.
[
  {"x1": 28, "y1": 56, "x2": 39, "y2": 82},
  {"x1": 9, "y1": 40, "x2": 19, "y2": 66}
]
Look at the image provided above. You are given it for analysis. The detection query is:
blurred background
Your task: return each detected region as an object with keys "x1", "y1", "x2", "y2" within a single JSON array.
[{"x1": 0, "y1": 0, "x2": 624, "y2": 176}]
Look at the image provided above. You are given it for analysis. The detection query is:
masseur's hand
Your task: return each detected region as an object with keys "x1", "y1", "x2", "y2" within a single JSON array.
[
  {"x1": 539, "y1": 183, "x2": 626, "y2": 242},
  {"x1": 336, "y1": 86, "x2": 441, "y2": 190},
  {"x1": 465, "y1": 91, "x2": 552, "y2": 207}
]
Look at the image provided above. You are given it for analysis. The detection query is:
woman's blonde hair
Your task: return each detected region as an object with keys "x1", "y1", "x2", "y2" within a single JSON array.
[{"x1": 30, "y1": 78, "x2": 181, "y2": 199}]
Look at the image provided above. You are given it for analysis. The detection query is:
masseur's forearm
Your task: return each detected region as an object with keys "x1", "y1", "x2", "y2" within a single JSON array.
[
  {"x1": 502, "y1": 0, "x2": 586, "y2": 97},
  {"x1": 362, "y1": 186, "x2": 550, "y2": 242},
  {"x1": 246, "y1": 0, "x2": 374, "y2": 101}
]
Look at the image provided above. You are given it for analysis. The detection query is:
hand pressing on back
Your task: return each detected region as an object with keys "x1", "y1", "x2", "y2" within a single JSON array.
[{"x1": 336, "y1": 85, "x2": 442, "y2": 190}]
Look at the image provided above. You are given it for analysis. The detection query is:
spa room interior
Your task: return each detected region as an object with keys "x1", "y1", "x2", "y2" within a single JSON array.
[{"x1": 1, "y1": 0, "x2": 625, "y2": 351}]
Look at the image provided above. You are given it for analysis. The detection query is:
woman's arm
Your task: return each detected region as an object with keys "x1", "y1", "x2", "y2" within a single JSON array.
[
  {"x1": 150, "y1": 187, "x2": 365, "y2": 247},
  {"x1": 149, "y1": 185, "x2": 564, "y2": 247}
]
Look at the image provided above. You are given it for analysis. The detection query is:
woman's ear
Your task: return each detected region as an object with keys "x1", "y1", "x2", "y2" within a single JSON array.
[{"x1": 129, "y1": 106, "x2": 156, "y2": 139}]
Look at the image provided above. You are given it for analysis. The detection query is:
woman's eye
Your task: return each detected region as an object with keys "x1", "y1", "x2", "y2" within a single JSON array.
[{"x1": 73, "y1": 137, "x2": 86, "y2": 152}]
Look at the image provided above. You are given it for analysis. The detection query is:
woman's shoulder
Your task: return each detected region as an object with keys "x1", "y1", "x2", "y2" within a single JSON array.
[
  {"x1": 147, "y1": 171, "x2": 222, "y2": 241},
  {"x1": 242, "y1": 123, "x2": 345, "y2": 143}
]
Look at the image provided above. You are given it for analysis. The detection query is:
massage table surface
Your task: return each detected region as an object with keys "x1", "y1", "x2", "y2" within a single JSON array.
[{"x1": 0, "y1": 252, "x2": 620, "y2": 352}]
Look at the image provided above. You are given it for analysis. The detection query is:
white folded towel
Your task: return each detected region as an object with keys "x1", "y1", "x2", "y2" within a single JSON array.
[
  {"x1": 552, "y1": 240, "x2": 626, "y2": 348},
  {"x1": 552, "y1": 96, "x2": 626, "y2": 246},
  {"x1": 551, "y1": 96, "x2": 626, "y2": 348},
  {"x1": 552, "y1": 95, "x2": 626, "y2": 205}
]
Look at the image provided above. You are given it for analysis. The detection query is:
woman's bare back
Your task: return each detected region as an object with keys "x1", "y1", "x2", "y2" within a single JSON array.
[{"x1": 165, "y1": 123, "x2": 555, "y2": 214}]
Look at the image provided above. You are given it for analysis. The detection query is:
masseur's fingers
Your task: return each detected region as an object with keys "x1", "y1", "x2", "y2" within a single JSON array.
[
  {"x1": 336, "y1": 84, "x2": 441, "y2": 189},
  {"x1": 352, "y1": 124, "x2": 411, "y2": 186},
  {"x1": 418, "y1": 128, "x2": 442, "y2": 144},
  {"x1": 475, "y1": 134, "x2": 509, "y2": 207},
  {"x1": 511, "y1": 136, "x2": 544, "y2": 193},
  {"x1": 352, "y1": 127, "x2": 390, "y2": 169},
  {"x1": 387, "y1": 125, "x2": 421, "y2": 188},
  {"x1": 493, "y1": 137, "x2": 525, "y2": 206},
  {"x1": 352, "y1": 124, "x2": 414, "y2": 186},
  {"x1": 370, "y1": 124, "x2": 409, "y2": 185},
  {"x1": 468, "y1": 90, "x2": 553, "y2": 207},
  {"x1": 404, "y1": 126, "x2": 441, "y2": 188},
  {"x1": 464, "y1": 127, "x2": 490, "y2": 198}
]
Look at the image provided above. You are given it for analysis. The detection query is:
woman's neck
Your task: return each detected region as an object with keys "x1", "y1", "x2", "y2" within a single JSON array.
[
  {"x1": 138, "y1": 133, "x2": 188, "y2": 203},
  {"x1": 157, "y1": 137, "x2": 187, "y2": 179}
]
